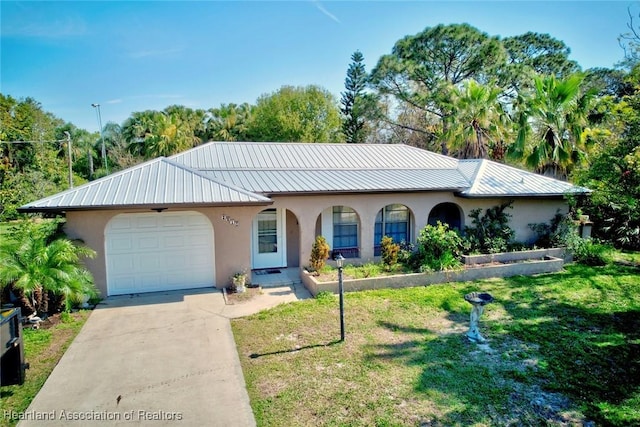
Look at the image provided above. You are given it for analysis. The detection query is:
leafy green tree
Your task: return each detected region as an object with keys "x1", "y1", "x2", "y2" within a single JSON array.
[
  {"x1": 379, "y1": 101, "x2": 440, "y2": 149},
  {"x1": 0, "y1": 220, "x2": 97, "y2": 316},
  {"x1": 0, "y1": 95, "x2": 64, "y2": 171},
  {"x1": 100, "y1": 121, "x2": 141, "y2": 172},
  {"x1": 0, "y1": 95, "x2": 72, "y2": 219},
  {"x1": 444, "y1": 80, "x2": 509, "y2": 159},
  {"x1": 575, "y1": 66, "x2": 640, "y2": 249},
  {"x1": 248, "y1": 85, "x2": 343, "y2": 142},
  {"x1": 509, "y1": 73, "x2": 595, "y2": 179},
  {"x1": 206, "y1": 103, "x2": 253, "y2": 141},
  {"x1": 370, "y1": 23, "x2": 506, "y2": 154},
  {"x1": 503, "y1": 32, "x2": 579, "y2": 77},
  {"x1": 340, "y1": 50, "x2": 368, "y2": 143},
  {"x1": 122, "y1": 109, "x2": 200, "y2": 159},
  {"x1": 501, "y1": 32, "x2": 580, "y2": 95},
  {"x1": 583, "y1": 67, "x2": 632, "y2": 99},
  {"x1": 164, "y1": 105, "x2": 207, "y2": 142}
]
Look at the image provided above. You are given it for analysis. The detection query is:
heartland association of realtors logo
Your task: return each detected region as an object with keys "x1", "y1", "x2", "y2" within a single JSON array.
[{"x1": 3, "y1": 410, "x2": 183, "y2": 422}]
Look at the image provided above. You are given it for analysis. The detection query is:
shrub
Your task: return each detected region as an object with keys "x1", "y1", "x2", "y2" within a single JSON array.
[
  {"x1": 309, "y1": 235, "x2": 330, "y2": 273},
  {"x1": 529, "y1": 210, "x2": 575, "y2": 248},
  {"x1": 463, "y1": 202, "x2": 515, "y2": 254},
  {"x1": 567, "y1": 236, "x2": 611, "y2": 266},
  {"x1": 0, "y1": 220, "x2": 98, "y2": 316},
  {"x1": 380, "y1": 236, "x2": 400, "y2": 270},
  {"x1": 416, "y1": 222, "x2": 463, "y2": 271},
  {"x1": 397, "y1": 241, "x2": 420, "y2": 270}
]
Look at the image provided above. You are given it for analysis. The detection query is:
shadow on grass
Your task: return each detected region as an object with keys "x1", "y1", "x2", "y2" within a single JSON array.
[
  {"x1": 249, "y1": 340, "x2": 342, "y2": 359},
  {"x1": 500, "y1": 298, "x2": 640, "y2": 425},
  {"x1": 365, "y1": 264, "x2": 640, "y2": 425},
  {"x1": 368, "y1": 318, "x2": 527, "y2": 425}
]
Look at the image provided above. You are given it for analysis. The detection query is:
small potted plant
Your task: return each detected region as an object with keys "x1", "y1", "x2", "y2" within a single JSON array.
[{"x1": 232, "y1": 270, "x2": 247, "y2": 293}]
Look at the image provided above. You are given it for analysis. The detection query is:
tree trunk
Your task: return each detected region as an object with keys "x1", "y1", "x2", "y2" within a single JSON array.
[
  {"x1": 7, "y1": 284, "x2": 36, "y2": 317},
  {"x1": 40, "y1": 289, "x2": 49, "y2": 316}
]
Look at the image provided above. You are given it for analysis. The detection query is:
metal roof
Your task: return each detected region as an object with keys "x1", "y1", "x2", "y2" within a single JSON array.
[
  {"x1": 202, "y1": 169, "x2": 468, "y2": 194},
  {"x1": 19, "y1": 142, "x2": 591, "y2": 212},
  {"x1": 458, "y1": 159, "x2": 592, "y2": 198},
  {"x1": 18, "y1": 157, "x2": 271, "y2": 212},
  {"x1": 170, "y1": 141, "x2": 459, "y2": 170}
]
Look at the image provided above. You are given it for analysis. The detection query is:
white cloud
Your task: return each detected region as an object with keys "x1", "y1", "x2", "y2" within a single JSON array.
[{"x1": 312, "y1": 1, "x2": 341, "y2": 24}]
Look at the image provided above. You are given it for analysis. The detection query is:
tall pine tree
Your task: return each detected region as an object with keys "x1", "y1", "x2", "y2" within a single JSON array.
[{"x1": 340, "y1": 51, "x2": 368, "y2": 143}]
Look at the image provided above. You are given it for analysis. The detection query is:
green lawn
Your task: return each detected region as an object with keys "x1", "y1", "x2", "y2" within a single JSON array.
[
  {"x1": 233, "y1": 262, "x2": 640, "y2": 426},
  {"x1": 0, "y1": 311, "x2": 90, "y2": 427}
]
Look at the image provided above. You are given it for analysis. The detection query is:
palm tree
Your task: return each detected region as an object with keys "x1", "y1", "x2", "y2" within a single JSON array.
[
  {"x1": 122, "y1": 110, "x2": 200, "y2": 159},
  {"x1": 0, "y1": 222, "x2": 97, "y2": 316},
  {"x1": 444, "y1": 80, "x2": 508, "y2": 159},
  {"x1": 206, "y1": 103, "x2": 253, "y2": 141},
  {"x1": 509, "y1": 73, "x2": 595, "y2": 179}
]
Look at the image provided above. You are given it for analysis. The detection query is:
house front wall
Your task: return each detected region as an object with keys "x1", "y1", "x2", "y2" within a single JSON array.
[
  {"x1": 65, "y1": 206, "x2": 265, "y2": 297},
  {"x1": 268, "y1": 193, "x2": 568, "y2": 267},
  {"x1": 64, "y1": 193, "x2": 568, "y2": 297}
]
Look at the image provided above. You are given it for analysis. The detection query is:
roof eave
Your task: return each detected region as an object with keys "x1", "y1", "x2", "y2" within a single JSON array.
[
  {"x1": 455, "y1": 191, "x2": 592, "y2": 199},
  {"x1": 17, "y1": 200, "x2": 274, "y2": 214}
]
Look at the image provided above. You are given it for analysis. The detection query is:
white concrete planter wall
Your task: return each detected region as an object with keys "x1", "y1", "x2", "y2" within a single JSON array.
[
  {"x1": 462, "y1": 247, "x2": 570, "y2": 265},
  {"x1": 301, "y1": 248, "x2": 567, "y2": 297}
]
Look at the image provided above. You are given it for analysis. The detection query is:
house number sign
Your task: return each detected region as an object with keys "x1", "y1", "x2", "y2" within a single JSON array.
[{"x1": 221, "y1": 214, "x2": 239, "y2": 227}]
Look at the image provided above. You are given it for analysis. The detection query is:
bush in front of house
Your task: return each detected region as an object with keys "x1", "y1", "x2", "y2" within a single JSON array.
[
  {"x1": 309, "y1": 235, "x2": 330, "y2": 274},
  {"x1": 529, "y1": 210, "x2": 575, "y2": 248},
  {"x1": 463, "y1": 201, "x2": 515, "y2": 254},
  {"x1": 416, "y1": 222, "x2": 463, "y2": 272},
  {"x1": 380, "y1": 236, "x2": 400, "y2": 270}
]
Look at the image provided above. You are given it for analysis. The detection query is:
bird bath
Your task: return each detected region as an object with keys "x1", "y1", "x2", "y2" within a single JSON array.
[{"x1": 464, "y1": 292, "x2": 494, "y2": 343}]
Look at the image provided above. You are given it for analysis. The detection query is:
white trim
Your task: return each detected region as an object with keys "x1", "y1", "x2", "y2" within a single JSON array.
[{"x1": 252, "y1": 208, "x2": 287, "y2": 269}]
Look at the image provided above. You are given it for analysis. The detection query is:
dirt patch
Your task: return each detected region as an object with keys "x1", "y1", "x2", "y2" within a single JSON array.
[{"x1": 223, "y1": 285, "x2": 262, "y2": 305}]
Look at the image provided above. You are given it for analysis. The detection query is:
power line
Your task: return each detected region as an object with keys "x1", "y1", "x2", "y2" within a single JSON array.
[{"x1": 0, "y1": 139, "x2": 68, "y2": 144}]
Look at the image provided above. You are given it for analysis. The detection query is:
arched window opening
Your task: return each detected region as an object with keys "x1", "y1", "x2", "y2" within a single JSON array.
[
  {"x1": 374, "y1": 204, "x2": 410, "y2": 256},
  {"x1": 333, "y1": 206, "x2": 359, "y2": 258},
  {"x1": 428, "y1": 203, "x2": 462, "y2": 231}
]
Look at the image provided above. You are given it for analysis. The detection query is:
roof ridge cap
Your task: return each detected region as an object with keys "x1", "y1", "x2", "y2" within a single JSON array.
[
  {"x1": 466, "y1": 159, "x2": 489, "y2": 193},
  {"x1": 163, "y1": 158, "x2": 271, "y2": 201}
]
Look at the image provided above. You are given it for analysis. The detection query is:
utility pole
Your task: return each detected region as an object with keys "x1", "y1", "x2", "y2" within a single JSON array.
[
  {"x1": 91, "y1": 103, "x2": 108, "y2": 173},
  {"x1": 65, "y1": 131, "x2": 73, "y2": 188}
]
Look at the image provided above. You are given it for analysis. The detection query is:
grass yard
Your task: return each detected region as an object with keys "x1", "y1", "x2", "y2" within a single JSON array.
[
  {"x1": 0, "y1": 311, "x2": 91, "y2": 427},
  {"x1": 232, "y1": 263, "x2": 640, "y2": 426}
]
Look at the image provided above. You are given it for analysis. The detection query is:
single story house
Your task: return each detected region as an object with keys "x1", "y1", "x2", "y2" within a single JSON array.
[{"x1": 19, "y1": 142, "x2": 589, "y2": 297}]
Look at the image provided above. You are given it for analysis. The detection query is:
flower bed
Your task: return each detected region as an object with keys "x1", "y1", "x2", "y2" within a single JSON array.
[{"x1": 302, "y1": 248, "x2": 568, "y2": 296}]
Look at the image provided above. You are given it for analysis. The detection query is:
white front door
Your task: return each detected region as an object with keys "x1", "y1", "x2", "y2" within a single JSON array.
[{"x1": 252, "y1": 208, "x2": 286, "y2": 269}]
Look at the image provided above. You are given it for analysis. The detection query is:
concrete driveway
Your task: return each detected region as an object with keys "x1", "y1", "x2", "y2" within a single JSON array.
[{"x1": 19, "y1": 285, "x2": 310, "y2": 426}]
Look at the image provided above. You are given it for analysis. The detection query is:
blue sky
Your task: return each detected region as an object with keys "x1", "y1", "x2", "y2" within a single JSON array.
[{"x1": 1, "y1": 1, "x2": 636, "y2": 132}]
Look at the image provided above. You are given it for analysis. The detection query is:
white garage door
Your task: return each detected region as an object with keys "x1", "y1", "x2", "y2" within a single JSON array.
[{"x1": 105, "y1": 211, "x2": 215, "y2": 296}]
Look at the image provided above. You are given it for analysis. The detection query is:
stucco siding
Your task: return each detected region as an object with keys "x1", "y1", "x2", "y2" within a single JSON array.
[
  {"x1": 63, "y1": 194, "x2": 569, "y2": 297},
  {"x1": 65, "y1": 206, "x2": 264, "y2": 296}
]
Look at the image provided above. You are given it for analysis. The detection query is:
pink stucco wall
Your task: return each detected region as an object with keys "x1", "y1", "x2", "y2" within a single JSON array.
[{"x1": 64, "y1": 194, "x2": 568, "y2": 297}]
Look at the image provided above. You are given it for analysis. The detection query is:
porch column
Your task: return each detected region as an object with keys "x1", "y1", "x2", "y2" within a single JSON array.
[
  {"x1": 359, "y1": 210, "x2": 376, "y2": 260},
  {"x1": 298, "y1": 213, "x2": 319, "y2": 271}
]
